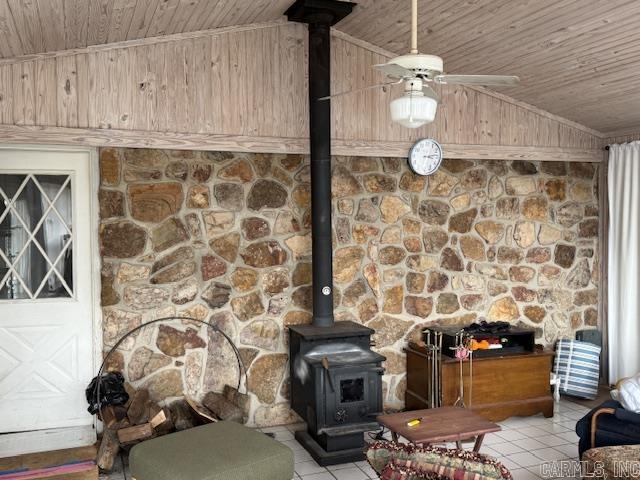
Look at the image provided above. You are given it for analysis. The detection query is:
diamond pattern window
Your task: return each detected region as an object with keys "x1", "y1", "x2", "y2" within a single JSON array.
[{"x1": 0, "y1": 174, "x2": 73, "y2": 300}]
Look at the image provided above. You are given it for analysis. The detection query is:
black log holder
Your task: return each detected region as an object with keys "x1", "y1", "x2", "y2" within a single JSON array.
[{"x1": 90, "y1": 317, "x2": 246, "y2": 419}]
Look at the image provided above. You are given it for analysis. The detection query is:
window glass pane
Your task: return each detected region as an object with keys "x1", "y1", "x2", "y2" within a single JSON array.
[
  {"x1": 16, "y1": 242, "x2": 48, "y2": 297},
  {"x1": 36, "y1": 175, "x2": 72, "y2": 224},
  {"x1": 0, "y1": 174, "x2": 73, "y2": 300},
  {"x1": 35, "y1": 175, "x2": 68, "y2": 195},
  {"x1": 0, "y1": 174, "x2": 27, "y2": 200},
  {"x1": 53, "y1": 187, "x2": 72, "y2": 228},
  {"x1": 0, "y1": 195, "x2": 6, "y2": 221},
  {"x1": 0, "y1": 210, "x2": 29, "y2": 268},
  {"x1": 0, "y1": 272, "x2": 27, "y2": 299},
  {"x1": 36, "y1": 209, "x2": 71, "y2": 263},
  {"x1": 54, "y1": 252, "x2": 73, "y2": 295},
  {"x1": 37, "y1": 258, "x2": 72, "y2": 299},
  {"x1": 0, "y1": 254, "x2": 8, "y2": 295},
  {"x1": 14, "y1": 177, "x2": 47, "y2": 232}
]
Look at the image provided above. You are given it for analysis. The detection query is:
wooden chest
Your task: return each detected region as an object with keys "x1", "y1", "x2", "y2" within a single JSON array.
[{"x1": 405, "y1": 343, "x2": 554, "y2": 422}]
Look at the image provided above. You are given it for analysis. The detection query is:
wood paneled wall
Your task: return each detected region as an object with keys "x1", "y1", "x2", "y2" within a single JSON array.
[
  {"x1": 0, "y1": 23, "x2": 308, "y2": 137},
  {"x1": 606, "y1": 132, "x2": 640, "y2": 145},
  {"x1": 0, "y1": 22, "x2": 603, "y2": 156}
]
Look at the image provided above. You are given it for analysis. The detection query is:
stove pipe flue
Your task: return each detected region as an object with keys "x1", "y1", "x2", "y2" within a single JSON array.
[{"x1": 286, "y1": 0, "x2": 356, "y2": 328}]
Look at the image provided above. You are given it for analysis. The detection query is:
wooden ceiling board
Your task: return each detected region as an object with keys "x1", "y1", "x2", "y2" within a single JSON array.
[
  {"x1": 0, "y1": 0, "x2": 293, "y2": 58},
  {"x1": 63, "y1": 0, "x2": 89, "y2": 49},
  {"x1": 126, "y1": 0, "x2": 158, "y2": 40},
  {"x1": 334, "y1": 0, "x2": 640, "y2": 132},
  {"x1": 86, "y1": 0, "x2": 113, "y2": 46},
  {"x1": 0, "y1": 0, "x2": 22, "y2": 58},
  {"x1": 106, "y1": 0, "x2": 136, "y2": 43}
]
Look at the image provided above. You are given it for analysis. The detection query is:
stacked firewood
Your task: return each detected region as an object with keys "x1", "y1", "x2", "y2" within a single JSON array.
[{"x1": 96, "y1": 383, "x2": 250, "y2": 471}]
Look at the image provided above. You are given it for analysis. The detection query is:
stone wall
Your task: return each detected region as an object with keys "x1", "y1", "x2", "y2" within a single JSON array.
[{"x1": 98, "y1": 148, "x2": 600, "y2": 426}]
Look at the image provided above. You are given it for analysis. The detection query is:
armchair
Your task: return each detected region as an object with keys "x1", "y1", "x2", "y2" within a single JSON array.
[{"x1": 576, "y1": 400, "x2": 640, "y2": 458}]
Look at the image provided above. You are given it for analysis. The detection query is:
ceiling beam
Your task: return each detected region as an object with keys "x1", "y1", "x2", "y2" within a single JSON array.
[{"x1": 0, "y1": 124, "x2": 602, "y2": 162}]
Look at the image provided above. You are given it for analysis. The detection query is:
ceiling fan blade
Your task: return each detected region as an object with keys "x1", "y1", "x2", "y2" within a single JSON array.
[
  {"x1": 317, "y1": 80, "x2": 402, "y2": 101},
  {"x1": 373, "y1": 63, "x2": 414, "y2": 79},
  {"x1": 434, "y1": 74, "x2": 520, "y2": 86},
  {"x1": 422, "y1": 85, "x2": 440, "y2": 102}
]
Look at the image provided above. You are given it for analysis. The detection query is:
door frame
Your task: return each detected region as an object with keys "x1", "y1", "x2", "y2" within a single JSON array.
[{"x1": 0, "y1": 144, "x2": 102, "y2": 457}]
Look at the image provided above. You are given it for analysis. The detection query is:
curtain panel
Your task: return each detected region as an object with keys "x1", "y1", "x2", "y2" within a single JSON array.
[{"x1": 608, "y1": 141, "x2": 640, "y2": 382}]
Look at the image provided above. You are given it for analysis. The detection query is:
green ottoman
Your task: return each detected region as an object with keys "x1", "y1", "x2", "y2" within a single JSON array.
[{"x1": 129, "y1": 421, "x2": 294, "y2": 480}]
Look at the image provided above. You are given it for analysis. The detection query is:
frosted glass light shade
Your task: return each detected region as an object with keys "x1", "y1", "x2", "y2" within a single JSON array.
[{"x1": 390, "y1": 93, "x2": 438, "y2": 128}]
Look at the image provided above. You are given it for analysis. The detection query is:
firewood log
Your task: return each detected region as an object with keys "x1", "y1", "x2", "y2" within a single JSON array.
[
  {"x1": 185, "y1": 396, "x2": 217, "y2": 423},
  {"x1": 168, "y1": 399, "x2": 196, "y2": 431},
  {"x1": 100, "y1": 405, "x2": 129, "y2": 430},
  {"x1": 117, "y1": 423, "x2": 153, "y2": 444},
  {"x1": 223, "y1": 385, "x2": 250, "y2": 418},
  {"x1": 123, "y1": 383, "x2": 136, "y2": 409},
  {"x1": 202, "y1": 392, "x2": 244, "y2": 423},
  {"x1": 97, "y1": 429, "x2": 119, "y2": 471},
  {"x1": 153, "y1": 407, "x2": 174, "y2": 435},
  {"x1": 149, "y1": 408, "x2": 167, "y2": 428},
  {"x1": 126, "y1": 389, "x2": 150, "y2": 425}
]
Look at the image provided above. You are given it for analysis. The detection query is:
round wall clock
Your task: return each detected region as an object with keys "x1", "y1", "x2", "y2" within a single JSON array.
[{"x1": 408, "y1": 138, "x2": 443, "y2": 176}]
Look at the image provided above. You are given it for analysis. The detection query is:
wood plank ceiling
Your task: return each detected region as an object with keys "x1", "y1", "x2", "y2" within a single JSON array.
[
  {"x1": 0, "y1": 0, "x2": 638, "y2": 134},
  {"x1": 336, "y1": 0, "x2": 640, "y2": 134}
]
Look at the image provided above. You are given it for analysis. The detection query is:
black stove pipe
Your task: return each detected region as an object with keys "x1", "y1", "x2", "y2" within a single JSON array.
[
  {"x1": 286, "y1": 0, "x2": 355, "y2": 328},
  {"x1": 308, "y1": 20, "x2": 334, "y2": 328}
]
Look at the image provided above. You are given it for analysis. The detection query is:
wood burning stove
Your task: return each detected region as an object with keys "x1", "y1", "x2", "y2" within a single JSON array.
[
  {"x1": 285, "y1": 0, "x2": 384, "y2": 466},
  {"x1": 289, "y1": 322, "x2": 384, "y2": 465}
]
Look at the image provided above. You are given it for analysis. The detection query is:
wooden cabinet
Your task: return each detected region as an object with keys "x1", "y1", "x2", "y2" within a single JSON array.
[{"x1": 405, "y1": 343, "x2": 554, "y2": 422}]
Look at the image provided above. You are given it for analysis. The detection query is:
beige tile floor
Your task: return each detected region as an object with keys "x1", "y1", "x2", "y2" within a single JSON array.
[{"x1": 102, "y1": 398, "x2": 590, "y2": 480}]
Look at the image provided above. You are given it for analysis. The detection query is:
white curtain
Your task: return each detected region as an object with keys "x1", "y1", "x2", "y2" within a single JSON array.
[{"x1": 608, "y1": 141, "x2": 640, "y2": 382}]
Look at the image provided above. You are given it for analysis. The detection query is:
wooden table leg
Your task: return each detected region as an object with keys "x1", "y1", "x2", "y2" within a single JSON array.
[{"x1": 473, "y1": 434, "x2": 485, "y2": 452}]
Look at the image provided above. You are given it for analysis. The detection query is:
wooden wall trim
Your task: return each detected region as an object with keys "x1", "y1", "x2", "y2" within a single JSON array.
[
  {"x1": 330, "y1": 29, "x2": 605, "y2": 141},
  {"x1": 0, "y1": 124, "x2": 601, "y2": 162},
  {"x1": 334, "y1": 141, "x2": 601, "y2": 162},
  {"x1": 0, "y1": 124, "x2": 308, "y2": 153},
  {"x1": 598, "y1": 150, "x2": 610, "y2": 384}
]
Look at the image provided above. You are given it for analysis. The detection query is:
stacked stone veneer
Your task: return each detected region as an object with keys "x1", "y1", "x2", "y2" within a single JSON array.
[{"x1": 98, "y1": 148, "x2": 599, "y2": 426}]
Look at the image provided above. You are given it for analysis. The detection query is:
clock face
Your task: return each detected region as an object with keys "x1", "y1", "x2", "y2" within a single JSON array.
[{"x1": 408, "y1": 139, "x2": 443, "y2": 176}]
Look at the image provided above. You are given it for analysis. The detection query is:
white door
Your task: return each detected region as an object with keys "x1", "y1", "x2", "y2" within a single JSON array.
[{"x1": 0, "y1": 147, "x2": 98, "y2": 456}]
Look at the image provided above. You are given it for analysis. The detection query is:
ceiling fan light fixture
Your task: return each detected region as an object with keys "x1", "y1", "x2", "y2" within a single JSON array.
[{"x1": 390, "y1": 92, "x2": 437, "y2": 128}]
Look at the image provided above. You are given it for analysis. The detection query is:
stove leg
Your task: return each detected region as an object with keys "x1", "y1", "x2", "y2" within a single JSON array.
[
  {"x1": 391, "y1": 431, "x2": 399, "y2": 443},
  {"x1": 456, "y1": 441, "x2": 462, "y2": 450},
  {"x1": 473, "y1": 434, "x2": 485, "y2": 452}
]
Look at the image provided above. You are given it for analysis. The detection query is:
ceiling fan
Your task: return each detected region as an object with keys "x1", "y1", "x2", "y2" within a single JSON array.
[{"x1": 322, "y1": 0, "x2": 520, "y2": 128}]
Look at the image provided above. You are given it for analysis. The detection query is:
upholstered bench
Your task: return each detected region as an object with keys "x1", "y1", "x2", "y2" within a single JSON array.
[{"x1": 129, "y1": 421, "x2": 294, "y2": 480}]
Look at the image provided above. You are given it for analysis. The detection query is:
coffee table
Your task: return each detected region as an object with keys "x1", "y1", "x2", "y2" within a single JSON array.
[{"x1": 376, "y1": 407, "x2": 501, "y2": 452}]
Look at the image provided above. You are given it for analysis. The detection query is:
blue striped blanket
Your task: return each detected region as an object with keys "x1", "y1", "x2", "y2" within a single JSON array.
[{"x1": 554, "y1": 338, "x2": 601, "y2": 400}]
